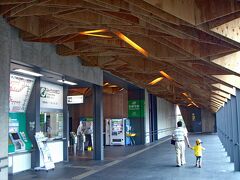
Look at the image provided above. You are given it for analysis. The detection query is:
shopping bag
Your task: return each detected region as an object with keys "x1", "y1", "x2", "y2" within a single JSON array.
[{"x1": 171, "y1": 139, "x2": 175, "y2": 145}]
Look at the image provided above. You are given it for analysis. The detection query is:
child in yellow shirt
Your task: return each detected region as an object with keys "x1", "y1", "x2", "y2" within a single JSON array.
[{"x1": 191, "y1": 139, "x2": 205, "y2": 168}]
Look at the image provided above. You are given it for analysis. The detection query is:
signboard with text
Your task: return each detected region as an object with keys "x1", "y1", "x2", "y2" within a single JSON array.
[
  {"x1": 40, "y1": 81, "x2": 63, "y2": 109},
  {"x1": 128, "y1": 100, "x2": 145, "y2": 118},
  {"x1": 67, "y1": 95, "x2": 84, "y2": 104},
  {"x1": 9, "y1": 74, "x2": 35, "y2": 112}
]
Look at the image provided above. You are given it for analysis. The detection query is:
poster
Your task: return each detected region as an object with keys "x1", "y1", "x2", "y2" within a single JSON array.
[
  {"x1": 40, "y1": 81, "x2": 63, "y2": 109},
  {"x1": 9, "y1": 74, "x2": 35, "y2": 112}
]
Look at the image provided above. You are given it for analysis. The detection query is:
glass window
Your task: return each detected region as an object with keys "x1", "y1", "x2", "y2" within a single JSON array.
[{"x1": 40, "y1": 112, "x2": 63, "y2": 139}]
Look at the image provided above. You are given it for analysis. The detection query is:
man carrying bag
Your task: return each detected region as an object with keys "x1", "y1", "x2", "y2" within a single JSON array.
[{"x1": 172, "y1": 121, "x2": 190, "y2": 167}]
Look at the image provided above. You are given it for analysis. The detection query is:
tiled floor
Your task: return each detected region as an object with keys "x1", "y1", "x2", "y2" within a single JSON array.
[{"x1": 9, "y1": 134, "x2": 240, "y2": 180}]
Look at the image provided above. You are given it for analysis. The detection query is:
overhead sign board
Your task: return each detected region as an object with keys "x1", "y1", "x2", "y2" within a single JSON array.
[{"x1": 67, "y1": 95, "x2": 84, "y2": 104}]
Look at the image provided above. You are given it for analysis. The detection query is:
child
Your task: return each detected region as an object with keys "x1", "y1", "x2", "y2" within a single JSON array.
[{"x1": 191, "y1": 139, "x2": 205, "y2": 168}]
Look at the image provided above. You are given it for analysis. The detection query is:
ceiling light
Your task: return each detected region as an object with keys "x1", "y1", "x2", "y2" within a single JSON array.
[
  {"x1": 191, "y1": 101, "x2": 199, "y2": 108},
  {"x1": 114, "y1": 31, "x2": 149, "y2": 57},
  {"x1": 119, "y1": 88, "x2": 124, "y2": 91},
  {"x1": 104, "y1": 82, "x2": 109, "y2": 86},
  {"x1": 57, "y1": 80, "x2": 77, "y2": 85},
  {"x1": 187, "y1": 104, "x2": 192, "y2": 107},
  {"x1": 108, "y1": 85, "x2": 118, "y2": 88},
  {"x1": 159, "y1": 71, "x2": 173, "y2": 81},
  {"x1": 80, "y1": 29, "x2": 107, "y2": 34},
  {"x1": 81, "y1": 34, "x2": 112, "y2": 38},
  {"x1": 13, "y1": 69, "x2": 43, "y2": 77},
  {"x1": 148, "y1": 77, "x2": 163, "y2": 85},
  {"x1": 79, "y1": 29, "x2": 111, "y2": 38}
]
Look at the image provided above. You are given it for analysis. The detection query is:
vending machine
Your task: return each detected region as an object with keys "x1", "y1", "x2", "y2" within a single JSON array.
[
  {"x1": 105, "y1": 119, "x2": 111, "y2": 145},
  {"x1": 105, "y1": 118, "x2": 132, "y2": 146},
  {"x1": 110, "y1": 119, "x2": 125, "y2": 146}
]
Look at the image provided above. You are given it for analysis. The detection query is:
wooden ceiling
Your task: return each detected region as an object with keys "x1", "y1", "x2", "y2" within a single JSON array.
[{"x1": 2, "y1": 0, "x2": 240, "y2": 112}]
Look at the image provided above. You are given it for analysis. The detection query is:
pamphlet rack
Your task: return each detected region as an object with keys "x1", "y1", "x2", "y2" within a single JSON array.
[{"x1": 34, "y1": 132, "x2": 55, "y2": 171}]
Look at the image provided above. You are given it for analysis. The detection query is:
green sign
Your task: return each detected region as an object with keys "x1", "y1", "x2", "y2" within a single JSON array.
[{"x1": 128, "y1": 100, "x2": 145, "y2": 118}]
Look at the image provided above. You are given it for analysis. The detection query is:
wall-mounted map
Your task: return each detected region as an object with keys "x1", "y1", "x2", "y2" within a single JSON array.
[{"x1": 9, "y1": 74, "x2": 35, "y2": 112}]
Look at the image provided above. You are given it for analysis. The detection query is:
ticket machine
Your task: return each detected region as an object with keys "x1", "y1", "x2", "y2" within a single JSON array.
[{"x1": 9, "y1": 132, "x2": 25, "y2": 152}]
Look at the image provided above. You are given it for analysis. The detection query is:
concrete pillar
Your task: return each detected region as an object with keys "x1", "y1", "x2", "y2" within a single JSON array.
[
  {"x1": 229, "y1": 100, "x2": 234, "y2": 162},
  {"x1": 0, "y1": 17, "x2": 11, "y2": 180},
  {"x1": 231, "y1": 96, "x2": 240, "y2": 171},
  {"x1": 235, "y1": 90, "x2": 240, "y2": 170},
  {"x1": 93, "y1": 85, "x2": 103, "y2": 160},
  {"x1": 63, "y1": 85, "x2": 69, "y2": 161},
  {"x1": 149, "y1": 94, "x2": 158, "y2": 141}
]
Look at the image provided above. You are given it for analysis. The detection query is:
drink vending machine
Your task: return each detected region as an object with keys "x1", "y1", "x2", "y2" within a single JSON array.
[{"x1": 105, "y1": 118, "x2": 131, "y2": 146}]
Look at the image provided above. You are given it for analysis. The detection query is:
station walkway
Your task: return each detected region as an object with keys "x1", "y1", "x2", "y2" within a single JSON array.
[{"x1": 9, "y1": 134, "x2": 240, "y2": 180}]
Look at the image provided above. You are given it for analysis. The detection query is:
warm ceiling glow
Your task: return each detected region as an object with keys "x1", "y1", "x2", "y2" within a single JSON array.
[
  {"x1": 191, "y1": 101, "x2": 199, "y2": 108},
  {"x1": 114, "y1": 31, "x2": 149, "y2": 57},
  {"x1": 148, "y1": 77, "x2": 163, "y2": 85},
  {"x1": 159, "y1": 71, "x2": 173, "y2": 81},
  {"x1": 104, "y1": 82, "x2": 109, "y2": 86},
  {"x1": 182, "y1": 92, "x2": 199, "y2": 108},
  {"x1": 80, "y1": 29, "x2": 107, "y2": 34},
  {"x1": 108, "y1": 85, "x2": 118, "y2": 88},
  {"x1": 81, "y1": 34, "x2": 112, "y2": 38},
  {"x1": 79, "y1": 29, "x2": 112, "y2": 38}
]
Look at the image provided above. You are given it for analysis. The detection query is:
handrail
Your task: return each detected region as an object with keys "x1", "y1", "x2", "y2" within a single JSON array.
[
  {"x1": 0, "y1": 165, "x2": 8, "y2": 172},
  {"x1": 0, "y1": 156, "x2": 8, "y2": 162},
  {"x1": 145, "y1": 127, "x2": 175, "y2": 136}
]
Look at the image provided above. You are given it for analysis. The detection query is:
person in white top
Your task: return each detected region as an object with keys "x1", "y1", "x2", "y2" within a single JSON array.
[
  {"x1": 77, "y1": 121, "x2": 85, "y2": 151},
  {"x1": 172, "y1": 121, "x2": 191, "y2": 167}
]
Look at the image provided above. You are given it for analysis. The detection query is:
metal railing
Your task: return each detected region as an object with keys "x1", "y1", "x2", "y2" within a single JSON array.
[
  {"x1": 0, "y1": 156, "x2": 8, "y2": 172},
  {"x1": 145, "y1": 127, "x2": 175, "y2": 138}
]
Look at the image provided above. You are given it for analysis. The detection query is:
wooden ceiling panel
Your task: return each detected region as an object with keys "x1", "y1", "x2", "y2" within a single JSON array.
[{"x1": 2, "y1": 0, "x2": 240, "y2": 112}]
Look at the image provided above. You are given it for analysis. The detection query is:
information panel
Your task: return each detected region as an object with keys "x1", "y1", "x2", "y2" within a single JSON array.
[
  {"x1": 40, "y1": 81, "x2": 63, "y2": 109},
  {"x1": 67, "y1": 95, "x2": 84, "y2": 104},
  {"x1": 9, "y1": 74, "x2": 35, "y2": 112}
]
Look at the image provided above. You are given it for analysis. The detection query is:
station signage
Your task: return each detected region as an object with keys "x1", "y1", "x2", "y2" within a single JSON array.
[
  {"x1": 128, "y1": 100, "x2": 145, "y2": 118},
  {"x1": 40, "y1": 81, "x2": 63, "y2": 109},
  {"x1": 9, "y1": 74, "x2": 35, "y2": 112},
  {"x1": 67, "y1": 95, "x2": 84, "y2": 104}
]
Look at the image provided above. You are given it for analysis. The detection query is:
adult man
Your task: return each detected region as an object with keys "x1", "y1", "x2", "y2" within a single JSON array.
[
  {"x1": 172, "y1": 121, "x2": 190, "y2": 167},
  {"x1": 77, "y1": 121, "x2": 85, "y2": 151}
]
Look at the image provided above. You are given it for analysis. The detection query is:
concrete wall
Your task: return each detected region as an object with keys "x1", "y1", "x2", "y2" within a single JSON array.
[
  {"x1": 144, "y1": 90, "x2": 150, "y2": 144},
  {"x1": 201, "y1": 109, "x2": 216, "y2": 133},
  {"x1": 156, "y1": 97, "x2": 176, "y2": 139},
  {"x1": 7, "y1": 19, "x2": 103, "y2": 86},
  {"x1": 0, "y1": 17, "x2": 11, "y2": 180}
]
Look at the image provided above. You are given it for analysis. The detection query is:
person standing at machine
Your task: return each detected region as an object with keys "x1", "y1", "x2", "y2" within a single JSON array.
[
  {"x1": 77, "y1": 121, "x2": 85, "y2": 151},
  {"x1": 84, "y1": 121, "x2": 93, "y2": 150}
]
